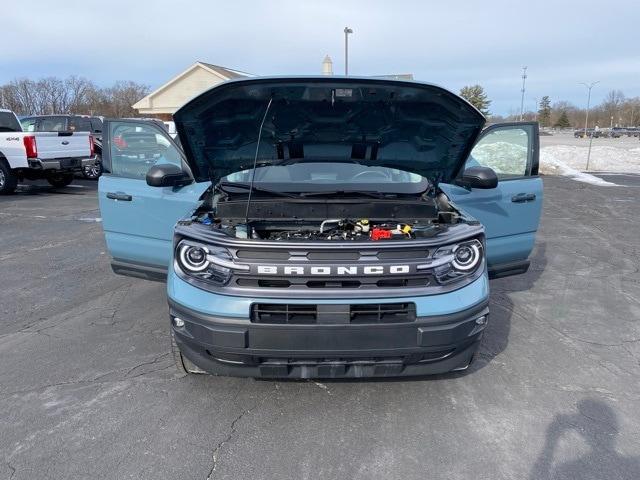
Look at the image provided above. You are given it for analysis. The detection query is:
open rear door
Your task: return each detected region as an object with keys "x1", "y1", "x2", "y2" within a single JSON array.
[{"x1": 439, "y1": 122, "x2": 543, "y2": 279}]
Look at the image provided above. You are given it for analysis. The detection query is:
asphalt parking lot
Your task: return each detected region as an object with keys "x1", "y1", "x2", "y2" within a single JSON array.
[{"x1": 1, "y1": 176, "x2": 639, "y2": 480}]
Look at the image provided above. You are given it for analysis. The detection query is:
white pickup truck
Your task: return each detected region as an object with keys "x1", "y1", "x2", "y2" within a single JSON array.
[{"x1": 0, "y1": 108, "x2": 95, "y2": 194}]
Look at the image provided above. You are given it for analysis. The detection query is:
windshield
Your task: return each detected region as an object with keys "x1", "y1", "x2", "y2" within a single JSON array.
[
  {"x1": 0, "y1": 112, "x2": 21, "y2": 132},
  {"x1": 221, "y1": 161, "x2": 428, "y2": 194}
]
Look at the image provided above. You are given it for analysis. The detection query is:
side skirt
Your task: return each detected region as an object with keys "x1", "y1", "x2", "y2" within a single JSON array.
[
  {"x1": 111, "y1": 259, "x2": 167, "y2": 282},
  {"x1": 488, "y1": 260, "x2": 530, "y2": 280}
]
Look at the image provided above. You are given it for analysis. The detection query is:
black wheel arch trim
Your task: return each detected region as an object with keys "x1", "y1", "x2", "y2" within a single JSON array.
[{"x1": 111, "y1": 259, "x2": 167, "y2": 282}]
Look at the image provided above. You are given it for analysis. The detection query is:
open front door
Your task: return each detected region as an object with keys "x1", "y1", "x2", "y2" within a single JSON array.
[
  {"x1": 439, "y1": 122, "x2": 543, "y2": 279},
  {"x1": 98, "y1": 120, "x2": 209, "y2": 281}
]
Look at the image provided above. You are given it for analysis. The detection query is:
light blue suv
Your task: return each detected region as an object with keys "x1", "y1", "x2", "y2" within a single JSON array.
[{"x1": 98, "y1": 77, "x2": 542, "y2": 378}]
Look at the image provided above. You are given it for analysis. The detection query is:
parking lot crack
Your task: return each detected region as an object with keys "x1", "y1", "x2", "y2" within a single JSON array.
[
  {"x1": 0, "y1": 375, "x2": 117, "y2": 398},
  {"x1": 205, "y1": 387, "x2": 275, "y2": 479},
  {"x1": 6, "y1": 461, "x2": 16, "y2": 479},
  {"x1": 0, "y1": 361, "x2": 176, "y2": 398},
  {"x1": 124, "y1": 353, "x2": 172, "y2": 378}
]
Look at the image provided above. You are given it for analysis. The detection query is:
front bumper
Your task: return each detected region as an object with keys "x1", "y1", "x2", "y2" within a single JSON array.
[
  {"x1": 27, "y1": 156, "x2": 96, "y2": 172},
  {"x1": 168, "y1": 274, "x2": 490, "y2": 378}
]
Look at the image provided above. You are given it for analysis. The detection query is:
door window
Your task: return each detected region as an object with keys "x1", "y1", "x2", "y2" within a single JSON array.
[
  {"x1": 108, "y1": 121, "x2": 183, "y2": 179},
  {"x1": 467, "y1": 125, "x2": 534, "y2": 180}
]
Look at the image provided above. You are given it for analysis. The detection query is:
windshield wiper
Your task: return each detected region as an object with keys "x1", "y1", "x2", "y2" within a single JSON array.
[
  {"x1": 216, "y1": 181, "x2": 300, "y2": 198},
  {"x1": 299, "y1": 190, "x2": 402, "y2": 199}
]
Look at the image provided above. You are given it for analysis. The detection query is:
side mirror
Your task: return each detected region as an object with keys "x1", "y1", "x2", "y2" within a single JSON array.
[
  {"x1": 456, "y1": 166, "x2": 498, "y2": 189},
  {"x1": 146, "y1": 164, "x2": 192, "y2": 187}
]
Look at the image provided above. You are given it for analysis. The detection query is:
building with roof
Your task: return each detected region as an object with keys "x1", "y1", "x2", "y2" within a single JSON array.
[
  {"x1": 131, "y1": 62, "x2": 251, "y2": 119},
  {"x1": 132, "y1": 58, "x2": 414, "y2": 119}
]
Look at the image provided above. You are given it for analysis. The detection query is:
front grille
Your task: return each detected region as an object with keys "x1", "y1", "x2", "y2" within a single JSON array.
[
  {"x1": 224, "y1": 244, "x2": 441, "y2": 295},
  {"x1": 235, "y1": 276, "x2": 430, "y2": 289},
  {"x1": 306, "y1": 280, "x2": 361, "y2": 289},
  {"x1": 236, "y1": 278, "x2": 292, "y2": 288},
  {"x1": 251, "y1": 303, "x2": 417, "y2": 324}
]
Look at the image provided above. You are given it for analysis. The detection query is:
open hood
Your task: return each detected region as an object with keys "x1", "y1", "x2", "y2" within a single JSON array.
[{"x1": 173, "y1": 77, "x2": 486, "y2": 186}]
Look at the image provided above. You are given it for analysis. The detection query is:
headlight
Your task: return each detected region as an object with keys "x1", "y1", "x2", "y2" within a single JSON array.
[
  {"x1": 176, "y1": 240, "x2": 245, "y2": 286},
  {"x1": 452, "y1": 241, "x2": 482, "y2": 271},
  {"x1": 425, "y1": 239, "x2": 484, "y2": 284},
  {"x1": 179, "y1": 244, "x2": 209, "y2": 272}
]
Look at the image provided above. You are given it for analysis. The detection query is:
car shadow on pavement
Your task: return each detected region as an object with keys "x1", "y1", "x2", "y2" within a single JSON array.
[
  {"x1": 529, "y1": 398, "x2": 640, "y2": 480},
  {"x1": 13, "y1": 184, "x2": 86, "y2": 195},
  {"x1": 462, "y1": 241, "x2": 548, "y2": 375}
]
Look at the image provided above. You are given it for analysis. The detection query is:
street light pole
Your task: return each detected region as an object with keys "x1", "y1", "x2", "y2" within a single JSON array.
[
  {"x1": 580, "y1": 81, "x2": 599, "y2": 171},
  {"x1": 580, "y1": 81, "x2": 599, "y2": 138},
  {"x1": 344, "y1": 27, "x2": 353, "y2": 75},
  {"x1": 519, "y1": 66, "x2": 527, "y2": 121}
]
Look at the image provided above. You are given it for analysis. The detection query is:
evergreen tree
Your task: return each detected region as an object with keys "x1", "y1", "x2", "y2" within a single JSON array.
[
  {"x1": 554, "y1": 110, "x2": 571, "y2": 128},
  {"x1": 459, "y1": 85, "x2": 491, "y2": 116},
  {"x1": 538, "y1": 96, "x2": 552, "y2": 127}
]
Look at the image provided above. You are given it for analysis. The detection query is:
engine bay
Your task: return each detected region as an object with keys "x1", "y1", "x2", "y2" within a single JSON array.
[{"x1": 190, "y1": 192, "x2": 462, "y2": 242}]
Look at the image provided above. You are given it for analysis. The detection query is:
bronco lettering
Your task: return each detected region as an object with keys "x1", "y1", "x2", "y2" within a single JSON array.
[{"x1": 255, "y1": 265, "x2": 411, "y2": 275}]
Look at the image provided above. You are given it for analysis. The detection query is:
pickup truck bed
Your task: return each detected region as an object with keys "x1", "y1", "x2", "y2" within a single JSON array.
[
  {"x1": 5, "y1": 131, "x2": 93, "y2": 169},
  {"x1": 0, "y1": 109, "x2": 94, "y2": 194}
]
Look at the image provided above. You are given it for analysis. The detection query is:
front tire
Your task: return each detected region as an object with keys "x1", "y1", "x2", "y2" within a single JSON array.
[
  {"x1": 46, "y1": 173, "x2": 74, "y2": 188},
  {"x1": 0, "y1": 161, "x2": 18, "y2": 194},
  {"x1": 171, "y1": 330, "x2": 207, "y2": 375}
]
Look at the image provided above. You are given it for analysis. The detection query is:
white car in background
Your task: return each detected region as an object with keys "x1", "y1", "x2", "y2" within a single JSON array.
[{"x1": 0, "y1": 109, "x2": 94, "y2": 194}]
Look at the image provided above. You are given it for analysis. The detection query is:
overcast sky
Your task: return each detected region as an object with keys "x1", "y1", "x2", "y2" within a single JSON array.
[{"x1": 2, "y1": 0, "x2": 639, "y2": 115}]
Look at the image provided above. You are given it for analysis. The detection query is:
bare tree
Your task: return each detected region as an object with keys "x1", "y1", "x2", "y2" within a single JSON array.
[
  {"x1": 104, "y1": 81, "x2": 150, "y2": 117},
  {"x1": 65, "y1": 76, "x2": 94, "y2": 113},
  {"x1": 0, "y1": 75, "x2": 149, "y2": 117},
  {"x1": 621, "y1": 97, "x2": 640, "y2": 126},
  {"x1": 600, "y1": 90, "x2": 625, "y2": 126},
  {"x1": 4, "y1": 79, "x2": 40, "y2": 114}
]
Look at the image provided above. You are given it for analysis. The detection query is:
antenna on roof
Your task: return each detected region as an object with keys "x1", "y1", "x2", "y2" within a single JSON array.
[{"x1": 244, "y1": 96, "x2": 274, "y2": 226}]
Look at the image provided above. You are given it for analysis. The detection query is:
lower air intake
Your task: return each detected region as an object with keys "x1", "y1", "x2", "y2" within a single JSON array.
[{"x1": 251, "y1": 303, "x2": 416, "y2": 324}]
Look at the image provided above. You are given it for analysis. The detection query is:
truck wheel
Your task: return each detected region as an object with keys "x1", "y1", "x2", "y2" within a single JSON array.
[
  {"x1": 46, "y1": 173, "x2": 74, "y2": 188},
  {"x1": 171, "y1": 330, "x2": 207, "y2": 375},
  {"x1": 82, "y1": 155, "x2": 102, "y2": 180},
  {"x1": 0, "y1": 160, "x2": 18, "y2": 194}
]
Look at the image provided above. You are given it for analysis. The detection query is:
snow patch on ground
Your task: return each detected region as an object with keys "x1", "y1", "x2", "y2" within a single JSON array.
[
  {"x1": 541, "y1": 153, "x2": 617, "y2": 186},
  {"x1": 472, "y1": 142, "x2": 527, "y2": 175},
  {"x1": 540, "y1": 144, "x2": 640, "y2": 186},
  {"x1": 540, "y1": 145, "x2": 640, "y2": 174}
]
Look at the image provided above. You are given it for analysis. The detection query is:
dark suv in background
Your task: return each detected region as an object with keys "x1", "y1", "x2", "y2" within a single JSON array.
[{"x1": 20, "y1": 115, "x2": 104, "y2": 179}]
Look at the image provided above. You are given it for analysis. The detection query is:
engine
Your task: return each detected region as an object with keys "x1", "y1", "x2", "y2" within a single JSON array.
[
  {"x1": 193, "y1": 192, "x2": 458, "y2": 242},
  {"x1": 264, "y1": 219, "x2": 416, "y2": 241}
]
